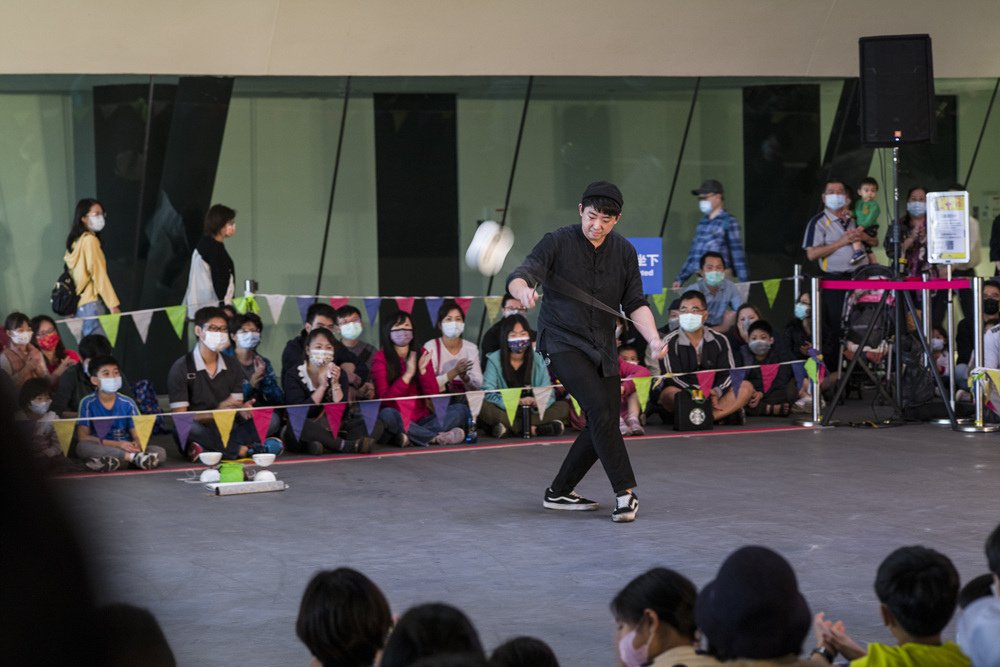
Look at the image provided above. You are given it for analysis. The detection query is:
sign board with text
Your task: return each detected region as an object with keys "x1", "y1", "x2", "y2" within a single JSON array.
[
  {"x1": 927, "y1": 191, "x2": 970, "y2": 265},
  {"x1": 627, "y1": 237, "x2": 663, "y2": 295}
]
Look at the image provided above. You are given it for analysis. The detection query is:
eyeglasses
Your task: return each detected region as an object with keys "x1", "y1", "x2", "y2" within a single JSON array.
[
  {"x1": 204, "y1": 325, "x2": 228, "y2": 333},
  {"x1": 678, "y1": 307, "x2": 705, "y2": 314}
]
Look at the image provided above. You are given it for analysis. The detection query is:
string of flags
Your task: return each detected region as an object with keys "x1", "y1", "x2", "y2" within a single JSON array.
[
  {"x1": 35, "y1": 355, "x2": 824, "y2": 455},
  {"x1": 51, "y1": 275, "x2": 799, "y2": 346}
]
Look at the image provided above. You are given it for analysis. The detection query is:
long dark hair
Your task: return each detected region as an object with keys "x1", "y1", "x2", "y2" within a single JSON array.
[
  {"x1": 66, "y1": 198, "x2": 103, "y2": 252},
  {"x1": 379, "y1": 311, "x2": 414, "y2": 386},
  {"x1": 434, "y1": 299, "x2": 464, "y2": 338},
  {"x1": 379, "y1": 603, "x2": 484, "y2": 667},
  {"x1": 29, "y1": 315, "x2": 68, "y2": 362},
  {"x1": 610, "y1": 567, "x2": 698, "y2": 640},
  {"x1": 498, "y1": 314, "x2": 533, "y2": 388}
]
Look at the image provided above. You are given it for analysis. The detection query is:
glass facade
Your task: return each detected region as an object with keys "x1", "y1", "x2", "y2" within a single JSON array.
[{"x1": 1, "y1": 75, "x2": 997, "y2": 369}]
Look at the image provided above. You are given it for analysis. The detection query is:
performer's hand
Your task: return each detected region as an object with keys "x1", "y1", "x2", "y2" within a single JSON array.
[{"x1": 648, "y1": 336, "x2": 667, "y2": 360}]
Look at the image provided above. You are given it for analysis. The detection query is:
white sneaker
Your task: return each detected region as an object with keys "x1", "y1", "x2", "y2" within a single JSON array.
[{"x1": 611, "y1": 492, "x2": 638, "y2": 523}]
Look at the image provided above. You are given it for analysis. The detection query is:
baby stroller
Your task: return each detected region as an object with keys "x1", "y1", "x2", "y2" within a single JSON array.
[{"x1": 838, "y1": 264, "x2": 895, "y2": 401}]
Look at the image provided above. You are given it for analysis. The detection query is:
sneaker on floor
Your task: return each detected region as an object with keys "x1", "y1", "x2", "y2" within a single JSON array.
[
  {"x1": 433, "y1": 427, "x2": 466, "y2": 446},
  {"x1": 355, "y1": 437, "x2": 374, "y2": 454},
  {"x1": 724, "y1": 408, "x2": 746, "y2": 426},
  {"x1": 536, "y1": 420, "x2": 565, "y2": 437},
  {"x1": 619, "y1": 416, "x2": 629, "y2": 435},
  {"x1": 85, "y1": 456, "x2": 121, "y2": 472},
  {"x1": 130, "y1": 452, "x2": 160, "y2": 470},
  {"x1": 491, "y1": 422, "x2": 508, "y2": 439},
  {"x1": 612, "y1": 491, "x2": 639, "y2": 523},
  {"x1": 186, "y1": 441, "x2": 204, "y2": 463},
  {"x1": 263, "y1": 437, "x2": 284, "y2": 455},
  {"x1": 790, "y1": 396, "x2": 811, "y2": 414},
  {"x1": 626, "y1": 415, "x2": 645, "y2": 435},
  {"x1": 543, "y1": 487, "x2": 599, "y2": 511},
  {"x1": 392, "y1": 432, "x2": 410, "y2": 448}
]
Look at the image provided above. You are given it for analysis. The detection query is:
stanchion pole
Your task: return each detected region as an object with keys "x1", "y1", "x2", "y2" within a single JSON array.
[
  {"x1": 921, "y1": 274, "x2": 931, "y2": 367},
  {"x1": 793, "y1": 264, "x2": 802, "y2": 307},
  {"x1": 796, "y1": 276, "x2": 823, "y2": 427},
  {"x1": 957, "y1": 276, "x2": 999, "y2": 432}
]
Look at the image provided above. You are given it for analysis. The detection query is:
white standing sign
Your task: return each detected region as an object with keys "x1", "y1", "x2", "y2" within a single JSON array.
[{"x1": 926, "y1": 190, "x2": 970, "y2": 265}]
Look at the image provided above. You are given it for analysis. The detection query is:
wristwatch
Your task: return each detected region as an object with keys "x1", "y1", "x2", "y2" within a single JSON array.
[{"x1": 811, "y1": 646, "x2": 835, "y2": 663}]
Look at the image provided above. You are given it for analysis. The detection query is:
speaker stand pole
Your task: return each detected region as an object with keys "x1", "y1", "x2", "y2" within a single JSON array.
[{"x1": 891, "y1": 142, "x2": 904, "y2": 415}]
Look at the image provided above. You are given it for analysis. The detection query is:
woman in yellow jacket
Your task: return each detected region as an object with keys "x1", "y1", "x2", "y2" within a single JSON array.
[{"x1": 64, "y1": 198, "x2": 121, "y2": 337}]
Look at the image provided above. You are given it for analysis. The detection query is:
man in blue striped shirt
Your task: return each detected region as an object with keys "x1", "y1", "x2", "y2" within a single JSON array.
[{"x1": 672, "y1": 179, "x2": 749, "y2": 288}]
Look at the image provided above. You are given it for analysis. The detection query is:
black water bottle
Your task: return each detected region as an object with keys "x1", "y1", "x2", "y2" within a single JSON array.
[{"x1": 521, "y1": 404, "x2": 532, "y2": 438}]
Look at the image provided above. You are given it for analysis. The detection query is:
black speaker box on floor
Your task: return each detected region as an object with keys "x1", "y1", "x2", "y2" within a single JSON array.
[{"x1": 859, "y1": 34, "x2": 935, "y2": 146}]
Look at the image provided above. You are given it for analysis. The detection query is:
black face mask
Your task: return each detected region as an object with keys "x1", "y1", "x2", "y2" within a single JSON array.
[{"x1": 985, "y1": 299, "x2": 1000, "y2": 316}]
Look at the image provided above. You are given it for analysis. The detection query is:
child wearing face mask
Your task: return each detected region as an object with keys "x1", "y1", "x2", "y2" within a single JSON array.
[
  {"x1": 422, "y1": 300, "x2": 484, "y2": 395},
  {"x1": 741, "y1": 320, "x2": 798, "y2": 417},
  {"x1": 618, "y1": 345, "x2": 650, "y2": 436},
  {"x1": 14, "y1": 378, "x2": 63, "y2": 461},
  {"x1": 930, "y1": 326, "x2": 951, "y2": 376},
  {"x1": 77, "y1": 355, "x2": 165, "y2": 472},
  {"x1": 1, "y1": 312, "x2": 48, "y2": 388}
]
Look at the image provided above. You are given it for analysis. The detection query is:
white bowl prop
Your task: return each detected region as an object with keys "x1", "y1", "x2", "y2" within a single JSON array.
[
  {"x1": 254, "y1": 470, "x2": 277, "y2": 483},
  {"x1": 465, "y1": 220, "x2": 514, "y2": 277},
  {"x1": 200, "y1": 469, "x2": 221, "y2": 483},
  {"x1": 198, "y1": 452, "x2": 223, "y2": 466},
  {"x1": 252, "y1": 453, "x2": 276, "y2": 468}
]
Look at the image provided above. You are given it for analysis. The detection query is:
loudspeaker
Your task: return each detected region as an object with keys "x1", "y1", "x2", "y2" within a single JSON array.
[{"x1": 859, "y1": 34, "x2": 935, "y2": 146}]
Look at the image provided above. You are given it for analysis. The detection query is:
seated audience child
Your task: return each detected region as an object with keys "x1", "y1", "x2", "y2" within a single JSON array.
[
  {"x1": 957, "y1": 597, "x2": 1000, "y2": 667},
  {"x1": 372, "y1": 311, "x2": 469, "y2": 447},
  {"x1": 423, "y1": 299, "x2": 484, "y2": 394},
  {"x1": 489, "y1": 636, "x2": 559, "y2": 667},
  {"x1": 296, "y1": 567, "x2": 392, "y2": 667},
  {"x1": 380, "y1": 603, "x2": 486, "y2": 667},
  {"x1": 617, "y1": 344, "x2": 650, "y2": 436},
  {"x1": 282, "y1": 302, "x2": 364, "y2": 386},
  {"x1": 930, "y1": 325, "x2": 951, "y2": 376},
  {"x1": 77, "y1": 355, "x2": 165, "y2": 471},
  {"x1": 52, "y1": 334, "x2": 134, "y2": 417},
  {"x1": 612, "y1": 567, "x2": 720, "y2": 667},
  {"x1": 336, "y1": 305, "x2": 377, "y2": 399},
  {"x1": 30, "y1": 314, "x2": 80, "y2": 389},
  {"x1": 282, "y1": 328, "x2": 375, "y2": 455},
  {"x1": 15, "y1": 377, "x2": 65, "y2": 465},
  {"x1": 655, "y1": 290, "x2": 754, "y2": 423},
  {"x1": 168, "y1": 306, "x2": 281, "y2": 461},
  {"x1": 480, "y1": 314, "x2": 567, "y2": 438},
  {"x1": 1, "y1": 312, "x2": 48, "y2": 388},
  {"x1": 741, "y1": 320, "x2": 799, "y2": 417},
  {"x1": 812, "y1": 545, "x2": 968, "y2": 666}
]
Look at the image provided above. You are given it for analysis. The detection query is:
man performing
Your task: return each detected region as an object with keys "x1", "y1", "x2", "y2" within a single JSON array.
[{"x1": 506, "y1": 181, "x2": 665, "y2": 523}]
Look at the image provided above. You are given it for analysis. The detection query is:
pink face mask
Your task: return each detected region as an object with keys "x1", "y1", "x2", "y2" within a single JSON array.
[{"x1": 618, "y1": 628, "x2": 650, "y2": 667}]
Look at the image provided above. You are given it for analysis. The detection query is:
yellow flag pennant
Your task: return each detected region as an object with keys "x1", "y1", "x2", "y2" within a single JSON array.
[
  {"x1": 498, "y1": 388, "x2": 522, "y2": 426},
  {"x1": 97, "y1": 313, "x2": 121, "y2": 346},
  {"x1": 213, "y1": 410, "x2": 237, "y2": 447},
  {"x1": 569, "y1": 394, "x2": 582, "y2": 417},
  {"x1": 54, "y1": 420, "x2": 76, "y2": 457},
  {"x1": 651, "y1": 291, "x2": 667, "y2": 315},
  {"x1": 165, "y1": 305, "x2": 187, "y2": 340},
  {"x1": 484, "y1": 296, "x2": 503, "y2": 323},
  {"x1": 133, "y1": 415, "x2": 156, "y2": 452},
  {"x1": 632, "y1": 376, "x2": 652, "y2": 413},
  {"x1": 763, "y1": 279, "x2": 781, "y2": 308},
  {"x1": 986, "y1": 370, "x2": 1000, "y2": 394}
]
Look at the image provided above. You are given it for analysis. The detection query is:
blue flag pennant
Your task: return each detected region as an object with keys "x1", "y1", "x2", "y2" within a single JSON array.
[
  {"x1": 296, "y1": 297, "x2": 316, "y2": 324},
  {"x1": 430, "y1": 395, "x2": 451, "y2": 430},
  {"x1": 360, "y1": 400, "x2": 381, "y2": 436},
  {"x1": 287, "y1": 406, "x2": 310, "y2": 441},
  {"x1": 171, "y1": 412, "x2": 195, "y2": 451},
  {"x1": 425, "y1": 297, "x2": 444, "y2": 327},
  {"x1": 729, "y1": 368, "x2": 746, "y2": 395},
  {"x1": 364, "y1": 298, "x2": 382, "y2": 326},
  {"x1": 791, "y1": 360, "x2": 807, "y2": 387}
]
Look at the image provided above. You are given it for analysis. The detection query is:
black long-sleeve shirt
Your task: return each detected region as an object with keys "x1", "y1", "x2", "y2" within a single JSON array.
[{"x1": 507, "y1": 225, "x2": 648, "y2": 377}]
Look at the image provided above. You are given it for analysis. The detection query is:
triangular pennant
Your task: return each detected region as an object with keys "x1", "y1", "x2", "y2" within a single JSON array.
[
  {"x1": 532, "y1": 386, "x2": 553, "y2": 421},
  {"x1": 213, "y1": 410, "x2": 237, "y2": 446},
  {"x1": 697, "y1": 370, "x2": 716, "y2": 396},
  {"x1": 632, "y1": 376, "x2": 652, "y2": 413},
  {"x1": 394, "y1": 297, "x2": 415, "y2": 314},
  {"x1": 454, "y1": 297, "x2": 472, "y2": 316},
  {"x1": 171, "y1": 412, "x2": 195, "y2": 450},
  {"x1": 329, "y1": 297, "x2": 350, "y2": 311},
  {"x1": 133, "y1": 415, "x2": 156, "y2": 452},
  {"x1": 54, "y1": 419, "x2": 76, "y2": 457},
  {"x1": 397, "y1": 399, "x2": 416, "y2": 431},
  {"x1": 763, "y1": 279, "x2": 781, "y2": 308},
  {"x1": 364, "y1": 298, "x2": 382, "y2": 325},
  {"x1": 232, "y1": 296, "x2": 248, "y2": 314},
  {"x1": 264, "y1": 295, "x2": 286, "y2": 324},
  {"x1": 430, "y1": 395, "x2": 451, "y2": 430},
  {"x1": 65, "y1": 318, "x2": 84, "y2": 344},
  {"x1": 360, "y1": 400, "x2": 381, "y2": 436},
  {"x1": 286, "y1": 406, "x2": 310, "y2": 441},
  {"x1": 323, "y1": 403, "x2": 347, "y2": 438},
  {"x1": 97, "y1": 313, "x2": 121, "y2": 346},
  {"x1": 734, "y1": 281, "x2": 750, "y2": 305},
  {"x1": 569, "y1": 394, "x2": 582, "y2": 417},
  {"x1": 760, "y1": 364, "x2": 780, "y2": 393},
  {"x1": 729, "y1": 368, "x2": 746, "y2": 396},
  {"x1": 165, "y1": 305, "x2": 187, "y2": 340},
  {"x1": 296, "y1": 297, "x2": 316, "y2": 324},
  {"x1": 804, "y1": 357, "x2": 819, "y2": 383},
  {"x1": 92, "y1": 416, "x2": 112, "y2": 440},
  {"x1": 466, "y1": 390, "x2": 485, "y2": 421},
  {"x1": 132, "y1": 311, "x2": 153, "y2": 344},
  {"x1": 251, "y1": 408, "x2": 275, "y2": 445},
  {"x1": 986, "y1": 370, "x2": 1000, "y2": 393},
  {"x1": 792, "y1": 360, "x2": 807, "y2": 387},
  {"x1": 244, "y1": 295, "x2": 260, "y2": 314},
  {"x1": 499, "y1": 387, "x2": 522, "y2": 426},
  {"x1": 425, "y1": 297, "x2": 445, "y2": 326},
  {"x1": 484, "y1": 296, "x2": 503, "y2": 323},
  {"x1": 651, "y1": 291, "x2": 667, "y2": 315}
]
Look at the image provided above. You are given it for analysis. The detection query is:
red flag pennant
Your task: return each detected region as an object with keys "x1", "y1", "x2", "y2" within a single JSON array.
[
  {"x1": 697, "y1": 370, "x2": 715, "y2": 396},
  {"x1": 395, "y1": 297, "x2": 415, "y2": 314},
  {"x1": 454, "y1": 297, "x2": 472, "y2": 316},
  {"x1": 329, "y1": 297, "x2": 350, "y2": 311},
  {"x1": 251, "y1": 408, "x2": 275, "y2": 444},
  {"x1": 323, "y1": 403, "x2": 347, "y2": 437},
  {"x1": 760, "y1": 364, "x2": 780, "y2": 394}
]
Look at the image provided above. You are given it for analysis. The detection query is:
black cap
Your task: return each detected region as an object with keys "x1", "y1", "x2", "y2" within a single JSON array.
[
  {"x1": 695, "y1": 546, "x2": 811, "y2": 660},
  {"x1": 581, "y1": 181, "x2": 623, "y2": 208},
  {"x1": 692, "y1": 179, "x2": 724, "y2": 196}
]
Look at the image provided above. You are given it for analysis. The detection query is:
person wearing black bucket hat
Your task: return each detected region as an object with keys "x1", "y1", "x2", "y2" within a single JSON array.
[
  {"x1": 507, "y1": 181, "x2": 667, "y2": 522},
  {"x1": 673, "y1": 179, "x2": 750, "y2": 288},
  {"x1": 695, "y1": 546, "x2": 814, "y2": 664}
]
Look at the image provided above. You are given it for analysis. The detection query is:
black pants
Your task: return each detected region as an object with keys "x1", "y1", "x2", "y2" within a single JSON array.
[
  {"x1": 820, "y1": 275, "x2": 847, "y2": 369},
  {"x1": 547, "y1": 350, "x2": 636, "y2": 495}
]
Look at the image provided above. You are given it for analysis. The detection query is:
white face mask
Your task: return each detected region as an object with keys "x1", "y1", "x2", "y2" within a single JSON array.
[
  {"x1": 88, "y1": 214, "x2": 106, "y2": 232},
  {"x1": 678, "y1": 313, "x2": 703, "y2": 333},
  {"x1": 202, "y1": 331, "x2": 229, "y2": 352},
  {"x1": 9, "y1": 330, "x2": 32, "y2": 346},
  {"x1": 29, "y1": 400, "x2": 52, "y2": 416},
  {"x1": 235, "y1": 331, "x2": 261, "y2": 349},
  {"x1": 931, "y1": 338, "x2": 945, "y2": 352},
  {"x1": 698, "y1": 199, "x2": 713, "y2": 214},
  {"x1": 309, "y1": 349, "x2": 334, "y2": 367},
  {"x1": 441, "y1": 321, "x2": 465, "y2": 338},
  {"x1": 823, "y1": 194, "x2": 846, "y2": 211},
  {"x1": 99, "y1": 377, "x2": 122, "y2": 394},
  {"x1": 339, "y1": 321, "x2": 363, "y2": 341}
]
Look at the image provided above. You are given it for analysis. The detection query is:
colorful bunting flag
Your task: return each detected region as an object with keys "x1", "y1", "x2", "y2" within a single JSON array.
[
  {"x1": 729, "y1": 368, "x2": 746, "y2": 394},
  {"x1": 484, "y1": 296, "x2": 503, "y2": 323},
  {"x1": 569, "y1": 394, "x2": 582, "y2": 417},
  {"x1": 324, "y1": 403, "x2": 347, "y2": 437},
  {"x1": 734, "y1": 281, "x2": 751, "y2": 305},
  {"x1": 97, "y1": 313, "x2": 121, "y2": 346},
  {"x1": 54, "y1": 419, "x2": 76, "y2": 457},
  {"x1": 264, "y1": 295, "x2": 286, "y2": 324},
  {"x1": 987, "y1": 370, "x2": 1000, "y2": 393},
  {"x1": 760, "y1": 364, "x2": 780, "y2": 393},
  {"x1": 213, "y1": 410, "x2": 237, "y2": 446},
  {"x1": 455, "y1": 297, "x2": 472, "y2": 316},
  {"x1": 632, "y1": 376, "x2": 652, "y2": 412},
  {"x1": 763, "y1": 279, "x2": 781, "y2": 308},
  {"x1": 532, "y1": 386, "x2": 553, "y2": 421},
  {"x1": 133, "y1": 415, "x2": 156, "y2": 452},
  {"x1": 132, "y1": 311, "x2": 153, "y2": 344},
  {"x1": 651, "y1": 291, "x2": 667, "y2": 315},
  {"x1": 244, "y1": 295, "x2": 260, "y2": 314},
  {"x1": 296, "y1": 297, "x2": 316, "y2": 324},
  {"x1": 251, "y1": 408, "x2": 275, "y2": 444},
  {"x1": 697, "y1": 370, "x2": 716, "y2": 396},
  {"x1": 364, "y1": 298, "x2": 382, "y2": 325},
  {"x1": 498, "y1": 388, "x2": 521, "y2": 426},
  {"x1": 792, "y1": 360, "x2": 807, "y2": 387},
  {"x1": 329, "y1": 297, "x2": 350, "y2": 310},
  {"x1": 165, "y1": 305, "x2": 187, "y2": 340},
  {"x1": 430, "y1": 395, "x2": 451, "y2": 430},
  {"x1": 805, "y1": 358, "x2": 819, "y2": 383},
  {"x1": 286, "y1": 406, "x2": 310, "y2": 440},
  {"x1": 92, "y1": 416, "x2": 112, "y2": 440},
  {"x1": 466, "y1": 390, "x2": 485, "y2": 421},
  {"x1": 425, "y1": 297, "x2": 444, "y2": 325},
  {"x1": 232, "y1": 296, "x2": 248, "y2": 314},
  {"x1": 397, "y1": 399, "x2": 416, "y2": 431},
  {"x1": 360, "y1": 400, "x2": 381, "y2": 436},
  {"x1": 64, "y1": 318, "x2": 84, "y2": 344},
  {"x1": 394, "y1": 297, "x2": 415, "y2": 314},
  {"x1": 171, "y1": 412, "x2": 195, "y2": 450}
]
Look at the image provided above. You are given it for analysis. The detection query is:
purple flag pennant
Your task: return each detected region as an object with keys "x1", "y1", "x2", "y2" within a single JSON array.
[
  {"x1": 425, "y1": 297, "x2": 444, "y2": 326},
  {"x1": 792, "y1": 360, "x2": 807, "y2": 387},
  {"x1": 92, "y1": 416, "x2": 112, "y2": 440},
  {"x1": 360, "y1": 400, "x2": 381, "y2": 436},
  {"x1": 430, "y1": 395, "x2": 452, "y2": 430},
  {"x1": 364, "y1": 298, "x2": 382, "y2": 326},
  {"x1": 286, "y1": 406, "x2": 310, "y2": 440},
  {"x1": 729, "y1": 368, "x2": 746, "y2": 395},
  {"x1": 171, "y1": 412, "x2": 195, "y2": 450},
  {"x1": 296, "y1": 297, "x2": 316, "y2": 324}
]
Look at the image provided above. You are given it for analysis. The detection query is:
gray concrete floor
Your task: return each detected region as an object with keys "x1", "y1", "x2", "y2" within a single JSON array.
[{"x1": 56, "y1": 420, "x2": 999, "y2": 667}]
